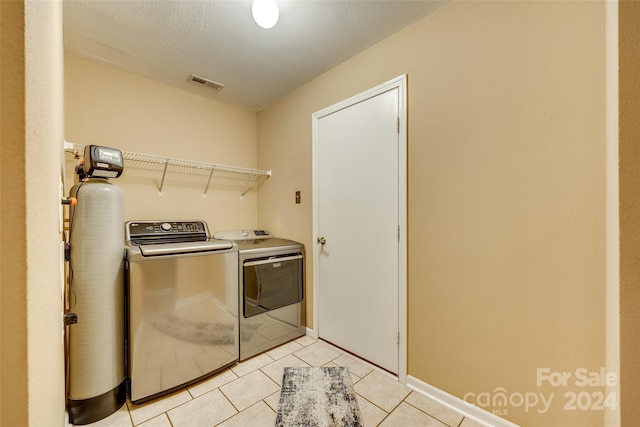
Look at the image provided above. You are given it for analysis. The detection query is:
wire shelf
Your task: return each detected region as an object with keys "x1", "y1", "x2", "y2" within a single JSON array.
[{"x1": 64, "y1": 141, "x2": 271, "y2": 197}]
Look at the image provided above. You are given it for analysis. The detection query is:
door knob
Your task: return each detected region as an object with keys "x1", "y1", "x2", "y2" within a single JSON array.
[{"x1": 317, "y1": 237, "x2": 327, "y2": 245}]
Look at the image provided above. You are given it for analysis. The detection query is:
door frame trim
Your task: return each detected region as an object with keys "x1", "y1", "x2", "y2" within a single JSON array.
[{"x1": 311, "y1": 75, "x2": 408, "y2": 383}]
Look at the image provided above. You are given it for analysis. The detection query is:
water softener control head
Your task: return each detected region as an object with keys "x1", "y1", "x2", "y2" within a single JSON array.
[{"x1": 83, "y1": 145, "x2": 124, "y2": 179}]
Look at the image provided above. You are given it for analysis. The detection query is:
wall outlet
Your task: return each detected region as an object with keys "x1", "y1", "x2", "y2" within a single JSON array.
[{"x1": 295, "y1": 191, "x2": 301, "y2": 204}]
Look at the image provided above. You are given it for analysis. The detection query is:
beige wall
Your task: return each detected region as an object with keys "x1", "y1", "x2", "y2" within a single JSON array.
[
  {"x1": 618, "y1": 1, "x2": 640, "y2": 425},
  {"x1": 25, "y1": 2, "x2": 67, "y2": 424},
  {"x1": 65, "y1": 55, "x2": 259, "y2": 231},
  {"x1": 1, "y1": 1, "x2": 29, "y2": 423},
  {"x1": 1, "y1": 0, "x2": 66, "y2": 425},
  {"x1": 258, "y1": 1, "x2": 606, "y2": 426}
]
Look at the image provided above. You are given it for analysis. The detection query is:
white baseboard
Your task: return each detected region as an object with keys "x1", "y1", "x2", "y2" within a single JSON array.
[
  {"x1": 306, "y1": 327, "x2": 317, "y2": 339},
  {"x1": 406, "y1": 376, "x2": 520, "y2": 427}
]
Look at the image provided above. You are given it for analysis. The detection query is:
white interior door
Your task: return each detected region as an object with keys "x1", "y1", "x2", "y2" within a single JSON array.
[{"x1": 313, "y1": 77, "x2": 406, "y2": 375}]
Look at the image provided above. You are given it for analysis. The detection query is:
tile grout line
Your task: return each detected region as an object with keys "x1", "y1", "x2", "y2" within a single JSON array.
[
  {"x1": 217, "y1": 385, "x2": 243, "y2": 415},
  {"x1": 401, "y1": 397, "x2": 457, "y2": 427},
  {"x1": 318, "y1": 338, "x2": 465, "y2": 426},
  {"x1": 350, "y1": 370, "x2": 393, "y2": 417},
  {"x1": 312, "y1": 346, "x2": 404, "y2": 424}
]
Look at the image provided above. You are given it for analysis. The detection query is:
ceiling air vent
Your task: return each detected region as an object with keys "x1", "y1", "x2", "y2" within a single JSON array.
[{"x1": 188, "y1": 74, "x2": 224, "y2": 91}]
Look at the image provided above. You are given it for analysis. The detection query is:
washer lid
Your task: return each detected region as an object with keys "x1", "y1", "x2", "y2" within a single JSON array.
[
  {"x1": 236, "y1": 238, "x2": 304, "y2": 254},
  {"x1": 138, "y1": 239, "x2": 234, "y2": 257}
]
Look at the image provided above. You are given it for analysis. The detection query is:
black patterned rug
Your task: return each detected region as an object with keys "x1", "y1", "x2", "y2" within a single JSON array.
[{"x1": 275, "y1": 367, "x2": 363, "y2": 427}]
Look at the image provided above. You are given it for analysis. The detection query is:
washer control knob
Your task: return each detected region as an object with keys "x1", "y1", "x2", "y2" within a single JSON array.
[{"x1": 161, "y1": 222, "x2": 172, "y2": 232}]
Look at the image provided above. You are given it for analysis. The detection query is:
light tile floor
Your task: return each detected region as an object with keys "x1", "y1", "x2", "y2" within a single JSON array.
[{"x1": 75, "y1": 336, "x2": 484, "y2": 427}]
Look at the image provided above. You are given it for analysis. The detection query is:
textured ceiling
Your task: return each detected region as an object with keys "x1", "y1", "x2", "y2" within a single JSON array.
[{"x1": 63, "y1": 1, "x2": 444, "y2": 111}]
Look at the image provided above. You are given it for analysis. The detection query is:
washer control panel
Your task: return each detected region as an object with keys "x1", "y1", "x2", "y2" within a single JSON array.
[
  {"x1": 213, "y1": 230, "x2": 271, "y2": 240},
  {"x1": 126, "y1": 220, "x2": 209, "y2": 244}
]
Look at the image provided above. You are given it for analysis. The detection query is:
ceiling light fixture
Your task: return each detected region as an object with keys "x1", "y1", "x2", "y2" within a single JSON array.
[{"x1": 252, "y1": 0, "x2": 279, "y2": 29}]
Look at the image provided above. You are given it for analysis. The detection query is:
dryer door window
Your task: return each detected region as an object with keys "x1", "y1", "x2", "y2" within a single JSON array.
[{"x1": 242, "y1": 254, "x2": 303, "y2": 317}]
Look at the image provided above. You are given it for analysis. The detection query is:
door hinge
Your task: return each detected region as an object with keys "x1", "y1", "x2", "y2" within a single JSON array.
[
  {"x1": 396, "y1": 117, "x2": 400, "y2": 134},
  {"x1": 64, "y1": 312, "x2": 78, "y2": 326},
  {"x1": 397, "y1": 225, "x2": 400, "y2": 241},
  {"x1": 396, "y1": 330, "x2": 400, "y2": 345}
]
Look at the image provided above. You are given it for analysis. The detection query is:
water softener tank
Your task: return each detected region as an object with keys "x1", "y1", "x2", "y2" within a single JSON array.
[{"x1": 67, "y1": 145, "x2": 126, "y2": 425}]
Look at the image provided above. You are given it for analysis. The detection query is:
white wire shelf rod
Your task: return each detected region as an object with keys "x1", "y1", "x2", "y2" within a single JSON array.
[{"x1": 64, "y1": 141, "x2": 272, "y2": 178}]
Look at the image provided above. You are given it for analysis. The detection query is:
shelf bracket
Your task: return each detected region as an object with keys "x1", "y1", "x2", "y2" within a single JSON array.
[
  {"x1": 203, "y1": 167, "x2": 215, "y2": 198},
  {"x1": 240, "y1": 173, "x2": 254, "y2": 199},
  {"x1": 158, "y1": 158, "x2": 169, "y2": 195}
]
